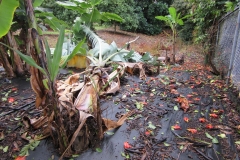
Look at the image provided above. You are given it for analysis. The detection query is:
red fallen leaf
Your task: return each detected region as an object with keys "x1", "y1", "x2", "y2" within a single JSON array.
[
  {"x1": 209, "y1": 113, "x2": 218, "y2": 118},
  {"x1": 206, "y1": 124, "x2": 213, "y2": 129},
  {"x1": 12, "y1": 87, "x2": 18, "y2": 91},
  {"x1": 169, "y1": 84, "x2": 177, "y2": 89},
  {"x1": 190, "y1": 86, "x2": 194, "y2": 89},
  {"x1": 145, "y1": 131, "x2": 151, "y2": 136},
  {"x1": 8, "y1": 97, "x2": 15, "y2": 103},
  {"x1": 193, "y1": 97, "x2": 200, "y2": 101},
  {"x1": 124, "y1": 142, "x2": 132, "y2": 149},
  {"x1": 184, "y1": 117, "x2": 189, "y2": 122},
  {"x1": 187, "y1": 94, "x2": 193, "y2": 98},
  {"x1": 171, "y1": 89, "x2": 179, "y2": 95},
  {"x1": 15, "y1": 156, "x2": 26, "y2": 160},
  {"x1": 172, "y1": 124, "x2": 181, "y2": 130},
  {"x1": 187, "y1": 129, "x2": 197, "y2": 134},
  {"x1": 199, "y1": 118, "x2": 206, "y2": 123},
  {"x1": 141, "y1": 101, "x2": 147, "y2": 105},
  {"x1": 134, "y1": 83, "x2": 138, "y2": 87},
  {"x1": 150, "y1": 77, "x2": 157, "y2": 81},
  {"x1": 219, "y1": 109, "x2": 224, "y2": 114},
  {"x1": 177, "y1": 97, "x2": 189, "y2": 112}
]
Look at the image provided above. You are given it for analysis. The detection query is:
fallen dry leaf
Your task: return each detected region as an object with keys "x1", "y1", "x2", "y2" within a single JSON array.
[
  {"x1": 187, "y1": 129, "x2": 197, "y2": 134},
  {"x1": 206, "y1": 124, "x2": 213, "y2": 129},
  {"x1": 199, "y1": 118, "x2": 206, "y2": 123},
  {"x1": 145, "y1": 131, "x2": 151, "y2": 136},
  {"x1": 177, "y1": 96, "x2": 189, "y2": 112},
  {"x1": 184, "y1": 117, "x2": 189, "y2": 122},
  {"x1": 15, "y1": 156, "x2": 26, "y2": 160},
  {"x1": 8, "y1": 97, "x2": 15, "y2": 103},
  {"x1": 172, "y1": 124, "x2": 181, "y2": 130},
  {"x1": 209, "y1": 113, "x2": 218, "y2": 118},
  {"x1": 124, "y1": 142, "x2": 132, "y2": 149}
]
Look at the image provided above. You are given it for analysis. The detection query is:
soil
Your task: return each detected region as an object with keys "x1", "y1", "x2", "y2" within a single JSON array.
[{"x1": 0, "y1": 28, "x2": 240, "y2": 160}]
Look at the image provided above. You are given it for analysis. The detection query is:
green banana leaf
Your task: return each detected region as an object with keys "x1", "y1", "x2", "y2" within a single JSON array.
[{"x1": 0, "y1": 0, "x2": 19, "y2": 38}]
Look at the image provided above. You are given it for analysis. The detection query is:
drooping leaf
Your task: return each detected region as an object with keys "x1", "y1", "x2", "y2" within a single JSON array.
[{"x1": 0, "y1": 0, "x2": 19, "y2": 38}]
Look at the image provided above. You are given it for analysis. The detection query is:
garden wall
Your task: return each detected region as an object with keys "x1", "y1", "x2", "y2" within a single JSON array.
[{"x1": 215, "y1": 8, "x2": 240, "y2": 89}]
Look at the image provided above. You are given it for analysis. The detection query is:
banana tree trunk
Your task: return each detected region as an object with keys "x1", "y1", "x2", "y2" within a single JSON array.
[
  {"x1": 172, "y1": 27, "x2": 176, "y2": 64},
  {"x1": 0, "y1": 44, "x2": 15, "y2": 77},
  {"x1": 7, "y1": 32, "x2": 25, "y2": 76}
]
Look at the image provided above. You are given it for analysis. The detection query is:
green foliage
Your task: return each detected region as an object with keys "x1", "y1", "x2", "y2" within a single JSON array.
[
  {"x1": 186, "y1": 0, "x2": 226, "y2": 43},
  {"x1": 97, "y1": 0, "x2": 139, "y2": 31},
  {"x1": 98, "y1": 0, "x2": 169, "y2": 35},
  {"x1": 225, "y1": 0, "x2": 239, "y2": 12},
  {"x1": 41, "y1": 0, "x2": 78, "y2": 26},
  {"x1": 0, "y1": 42, "x2": 47, "y2": 75},
  {"x1": 46, "y1": 26, "x2": 65, "y2": 81},
  {"x1": 57, "y1": 0, "x2": 123, "y2": 27},
  {"x1": 19, "y1": 140, "x2": 41, "y2": 156},
  {"x1": 136, "y1": 1, "x2": 168, "y2": 35},
  {"x1": 172, "y1": 0, "x2": 194, "y2": 42},
  {"x1": 82, "y1": 25, "x2": 129, "y2": 67},
  {"x1": 155, "y1": 6, "x2": 187, "y2": 62},
  {"x1": 0, "y1": 0, "x2": 19, "y2": 38},
  {"x1": 178, "y1": 20, "x2": 195, "y2": 43}
]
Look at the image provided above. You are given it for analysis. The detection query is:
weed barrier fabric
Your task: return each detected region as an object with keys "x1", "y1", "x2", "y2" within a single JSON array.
[{"x1": 27, "y1": 73, "x2": 239, "y2": 160}]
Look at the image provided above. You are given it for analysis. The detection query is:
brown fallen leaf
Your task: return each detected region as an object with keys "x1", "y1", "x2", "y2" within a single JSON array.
[{"x1": 177, "y1": 96, "x2": 189, "y2": 112}]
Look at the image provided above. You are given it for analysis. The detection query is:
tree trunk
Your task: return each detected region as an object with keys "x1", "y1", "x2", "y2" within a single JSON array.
[
  {"x1": 0, "y1": 44, "x2": 15, "y2": 77},
  {"x1": 172, "y1": 29, "x2": 176, "y2": 64},
  {"x1": 7, "y1": 32, "x2": 25, "y2": 76}
]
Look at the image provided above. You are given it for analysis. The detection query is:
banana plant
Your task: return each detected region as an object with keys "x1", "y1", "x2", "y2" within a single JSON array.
[
  {"x1": 56, "y1": 0, "x2": 123, "y2": 27},
  {"x1": 155, "y1": 7, "x2": 189, "y2": 63},
  {"x1": 1, "y1": 26, "x2": 84, "y2": 83}
]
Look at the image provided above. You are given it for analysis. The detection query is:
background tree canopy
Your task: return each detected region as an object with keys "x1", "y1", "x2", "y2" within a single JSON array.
[
  {"x1": 41, "y1": 0, "x2": 78, "y2": 26},
  {"x1": 97, "y1": 0, "x2": 172, "y2": 35}
]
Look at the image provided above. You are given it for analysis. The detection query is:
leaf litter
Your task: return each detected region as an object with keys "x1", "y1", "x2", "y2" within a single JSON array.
[{"x1": 0, "y1": 29, "x2": 240, "y2": 159}]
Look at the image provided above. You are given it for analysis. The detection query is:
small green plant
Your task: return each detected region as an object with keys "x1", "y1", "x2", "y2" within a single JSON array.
[{"x1": 156, "y1": 7, "x2": 189, "y2": 63}]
